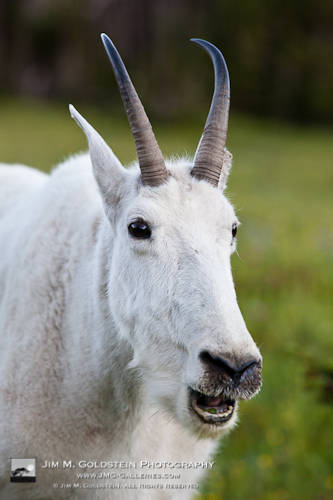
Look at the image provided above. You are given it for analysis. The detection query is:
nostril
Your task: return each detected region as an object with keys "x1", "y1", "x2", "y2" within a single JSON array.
[
  {"x1": 199, "y1": 351, "x2": 238, "y2": 378},
  {"x1": 199, "y1": 351, "x2": 261, "y2": 380},
  {"x1": 238, "y1": 359, "x2": 258, "y2": 374}
]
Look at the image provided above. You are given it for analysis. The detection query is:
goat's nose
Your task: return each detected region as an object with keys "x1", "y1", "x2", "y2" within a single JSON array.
[{"x1": 199, "y1": 350, "x2": 260, "y2": 382}]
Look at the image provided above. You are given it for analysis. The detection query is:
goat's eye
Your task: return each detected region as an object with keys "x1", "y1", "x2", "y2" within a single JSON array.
[
  {"x1": 128, "y1": 220, "x2": 151, "y2": 239},
  {"x1": 232, "y1": 223, "x2": 238, "y2": 238}
]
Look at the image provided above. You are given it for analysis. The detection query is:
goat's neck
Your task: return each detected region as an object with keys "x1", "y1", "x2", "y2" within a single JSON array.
[{"x1": 64, "y1": 218, "x2": 142, "y2": 441}]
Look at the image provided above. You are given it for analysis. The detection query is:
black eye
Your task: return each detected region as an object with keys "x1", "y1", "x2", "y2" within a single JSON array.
[
  {"x1": 128, "y1": 220, "x2": 151, "y2": 239},
  {"x1": 232, "y1": 223, "x2": 238, "y2": 238}
]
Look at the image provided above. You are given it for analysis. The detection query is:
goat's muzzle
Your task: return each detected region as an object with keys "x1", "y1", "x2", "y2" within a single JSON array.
[
  {"x1": 189, "y1": 352, "x2": 262, "y2": 426},
  {"x1": 198, "y1": 351, "x2": 262, "y2": 401}
]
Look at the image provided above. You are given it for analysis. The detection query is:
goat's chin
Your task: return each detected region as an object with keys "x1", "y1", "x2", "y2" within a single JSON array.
[
  {"x1": 174, "y1": 387, "x2": 239, "y2": 439},
  {"x1": 143, "y1": 382, "x2": 238, "y2": 439},
  {"x1": 185, "y1": 405, "x2": 238, "y2": 439}
]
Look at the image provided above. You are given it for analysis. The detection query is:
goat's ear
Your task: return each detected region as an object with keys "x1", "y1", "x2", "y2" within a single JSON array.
[
  {"x1": 218, "y1": 148, "x2": 233, "y2": 192},
  {"x1": 69, "y1": 105, "x2": 128, "y2": 211}
]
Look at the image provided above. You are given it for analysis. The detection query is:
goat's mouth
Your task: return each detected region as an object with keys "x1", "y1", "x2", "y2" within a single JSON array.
[{"x1": 189, "y1": 388, "x2": 235, "y2": 425}]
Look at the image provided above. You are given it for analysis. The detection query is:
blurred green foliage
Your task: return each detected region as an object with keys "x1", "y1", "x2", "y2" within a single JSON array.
[
  {"x1": 0, "y1": 0, "x2": 332, "y2": 123},
  {"x1": 0, "y1": 98, "x2": 332, "y2": 498}
]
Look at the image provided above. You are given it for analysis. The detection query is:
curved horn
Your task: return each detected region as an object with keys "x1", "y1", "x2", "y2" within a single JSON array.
[
  {"x1": 190, "y1": 39, "x2": 230, "y2": 187},
  {"x1": 101, "y1": 33, "x2": 168, "y2": 187}
]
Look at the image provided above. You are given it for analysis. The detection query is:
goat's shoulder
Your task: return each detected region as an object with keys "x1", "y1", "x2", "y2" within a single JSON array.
[
  {"x1": 49, "y1": 152, "x2": 100, "y2": 206},
  {"x1": 0, "y1": 163, "x2": 47, "y2": 219}
]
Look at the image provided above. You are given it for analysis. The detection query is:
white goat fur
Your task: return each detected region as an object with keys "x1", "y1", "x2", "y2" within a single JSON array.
[{"x1": 0, "y1": 108, "x2": 261, "y2": 499}]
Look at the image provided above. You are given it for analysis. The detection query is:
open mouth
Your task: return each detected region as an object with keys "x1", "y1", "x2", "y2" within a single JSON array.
[{"x1": 189, "y1": 388, "x2": 235, "y2": 425}]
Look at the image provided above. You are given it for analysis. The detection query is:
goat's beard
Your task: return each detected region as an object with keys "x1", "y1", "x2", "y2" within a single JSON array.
[
  {"x1": 125, "y1": 342, "x2": 239, "y2": 439},
  {"x1": 175, "y1": 384, "x2": 239, "y2": 439},
  {"x1": 138, "y1": 373, "x2": 238, "y2": 440}
]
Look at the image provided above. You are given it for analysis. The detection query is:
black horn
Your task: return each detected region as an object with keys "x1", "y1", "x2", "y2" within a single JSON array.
[
  {"x1": 190, "y1": 39, "x2": 230, "y2": 187},
  {"x1": 101, "y1": 34, "x2": 168, "y2": 187}
]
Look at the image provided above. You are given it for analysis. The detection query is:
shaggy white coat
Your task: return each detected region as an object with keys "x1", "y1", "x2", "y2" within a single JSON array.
[{"x1": 0, "y1": 108, "x2": 261, "y2": 499}]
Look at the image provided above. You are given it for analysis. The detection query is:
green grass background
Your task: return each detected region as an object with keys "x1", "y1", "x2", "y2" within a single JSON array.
[{"x1": 1, "y1": 98, "x2": 332, "y2": 500}]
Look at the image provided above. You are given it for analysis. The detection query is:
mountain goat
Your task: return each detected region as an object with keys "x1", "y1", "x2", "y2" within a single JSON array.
[{"x1": 0, "y1": 34, "x2": 262, "y2": 499}]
